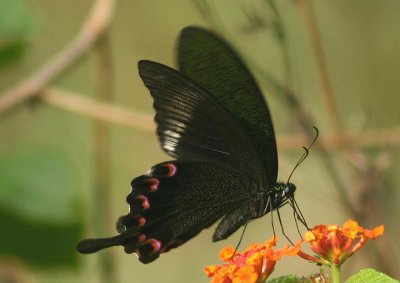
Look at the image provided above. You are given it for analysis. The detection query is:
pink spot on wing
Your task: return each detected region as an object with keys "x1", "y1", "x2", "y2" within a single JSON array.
[
  {"x1": 137, "y1": 234, "x2": 146, "y2": 243},
  {"x1": 135, "y1": 216, "x2": 146, "y2": 227},
  {"x1": 146, "y1": 238, "x2": 162, "y2": 254},
  {"x1": 165, "y1": 163, "x2": 177, "y2": 176},
  {"x1": 148, "y1": 178, "x2": 159, "y2": 192},
  {"x1": 135, "y1": 195, "x2": 150, "y2": 210},
  {"x1": 135, "y1": 238, "x2": 161, "y2": 258}
]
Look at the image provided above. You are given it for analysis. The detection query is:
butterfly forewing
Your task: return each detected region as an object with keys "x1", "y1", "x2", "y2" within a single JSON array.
[
  {"x1": 178, "y1": 27, "x2": 278, "y2": 184},
  {"x1": 138, "y1": 60, "x2": 266, "y2": 182}
]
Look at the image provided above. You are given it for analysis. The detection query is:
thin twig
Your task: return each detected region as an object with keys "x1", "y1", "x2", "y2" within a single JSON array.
[
  {"x1": 294, "y1": 0, "x2": 399, "y2": 275},
  {"x1": 293, "y1": 0, "x2": 358, "y2": 225},
  {"x1": 42, "y1": 87, "x2": 400, "y2": 150},
  {"x1": 266, "y1": 2, "x2": 357, "y2": 220},
  {"x1": 0, "y1": 0, "x2": 117, "y2": 114},
  {"x1": 92, "y1": 33, "x2": 118, "y2": 283},
  {"x1": 41, "y1": 87, "x2": 155, "y2": 132},
  {"x1": 295, "y1": 0, "x2": 342, "y2": 133}
]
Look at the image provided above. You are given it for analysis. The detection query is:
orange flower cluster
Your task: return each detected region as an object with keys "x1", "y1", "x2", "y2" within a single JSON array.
[
  {"x1": 204, "y1": 237, "x2": 301, "y2": 283},
  {"x1": 298, "y1": 219, "x2": 384, "y2": 267},
  {"x1": 205, "y1": 220, "x2": 384, "y2": 282}
]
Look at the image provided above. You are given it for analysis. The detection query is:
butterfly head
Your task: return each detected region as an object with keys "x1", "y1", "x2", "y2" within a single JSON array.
[
  {"x1": 284, "y1": 182, "x2": 296, "y2": 197},
  {"x1": 268, "y1": 182, "x2": 296, "y2": 210}
]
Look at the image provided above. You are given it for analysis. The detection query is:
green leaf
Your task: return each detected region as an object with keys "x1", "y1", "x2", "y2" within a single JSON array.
[
  {"x1": 0, "y1": 0, "x2": 35, "y2": 66},
  {"x1": 0, "y1": 147, "x2": 81, "y2": 224},
  {"x1": 0, "y1": 207, "x2": 81, "y2": 267},
  {"x1": 0, "y1": 147, "x2": 83, "y2": 267},
  {"x1": 268, "y1": 273, "x2": 331, "y2": 283},
  {"x1": 268, "y1": 275, "x2": 300, "y2": 283},
  {"x1": 0, "y1": 38, "x2": 28, "y2": 66},
  {"x1": 345, "y1": 268, "x2": 400, "y2": 283}
]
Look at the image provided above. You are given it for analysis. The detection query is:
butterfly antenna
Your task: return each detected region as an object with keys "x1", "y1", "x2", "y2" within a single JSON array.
[{"x1": 287, "y1": 127, "x2": 319, "y2": 184}]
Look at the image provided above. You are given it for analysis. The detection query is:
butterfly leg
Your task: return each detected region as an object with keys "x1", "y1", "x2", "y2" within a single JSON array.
[{"x1": 276, "y1": 208, "x2": 295, "y2": 246}]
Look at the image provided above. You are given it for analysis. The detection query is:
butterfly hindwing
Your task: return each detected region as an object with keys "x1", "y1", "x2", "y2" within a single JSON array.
[{"x1": 79, "y1": 160, "x2": 254, "y2": 263}]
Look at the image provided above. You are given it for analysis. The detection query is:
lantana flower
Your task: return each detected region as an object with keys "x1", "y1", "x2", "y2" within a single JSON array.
[
  {"x1": 204, "y1": 237, "x2": 301, "y2": 283},
  {"x1": 298, "y1": 219, "x2": 384, "y2": 267},
  {"x1": 298, "y1": 220, "x2": 384, "y2": 283}
]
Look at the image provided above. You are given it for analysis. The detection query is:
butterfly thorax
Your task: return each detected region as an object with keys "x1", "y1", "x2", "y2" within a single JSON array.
[
  {"x1": 269, "y1": 182, "x2": 296, "y2": 209},
  {"x1": 270, "y1": 183, "x2": 296, "y2": 202},
  {"x1": 251, "y1": 182, "x2": 296, "y2": 218}
]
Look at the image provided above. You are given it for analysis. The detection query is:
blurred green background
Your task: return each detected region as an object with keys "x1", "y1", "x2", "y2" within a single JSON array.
[{"x1": 1, "y1": 0, "x2": 399, "y2": 282}]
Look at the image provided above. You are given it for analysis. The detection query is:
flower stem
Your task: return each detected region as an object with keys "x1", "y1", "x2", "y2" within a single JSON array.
[{"x1": 331, "y1": 264, "x2": 341, "y2": 283}]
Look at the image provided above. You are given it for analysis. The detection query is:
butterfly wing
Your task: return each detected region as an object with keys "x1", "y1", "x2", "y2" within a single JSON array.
[
  {"x1": 77, "y1": 29, "x2": 281, "y2": 263},
  {"x1": 138, "y1": 60, "x2": 267, "y2": 184},
  {"x1": 178, "y1": 26, "x2": 278, "y2": 184},
  {"x1": 77, "y1": 160, "x2": 254, "y2": 263},
  {"x1": 77, "y1": 60, "x2": 271, "y2": 262}
]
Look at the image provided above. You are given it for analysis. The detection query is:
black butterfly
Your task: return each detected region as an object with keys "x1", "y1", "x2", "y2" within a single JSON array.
[{"x1": 77, "y1": 26, "x2": 301, "y2": 264}]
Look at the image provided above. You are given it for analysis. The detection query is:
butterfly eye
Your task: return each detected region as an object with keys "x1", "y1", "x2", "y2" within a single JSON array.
[{"x1": 285, "y1": 183, "x2": 296, "y2": 195}]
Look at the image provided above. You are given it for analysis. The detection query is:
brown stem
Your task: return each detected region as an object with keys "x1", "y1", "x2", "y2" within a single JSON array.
[
  {"x1": 41, "y1": 87, "x2": 400, "y2": 150},
  {"x1": 295, "y1": 0, "x2": 342, "y2": 133},
  {"x1": 92, "y1": 33, "x2": 117, "y2": 283},
  {"x1": 41, "y1": 87, "x2": 155, "y2": 132},
  {"x1": 0, "y1": 0, "x2": 117, "y2": 114},
  {"x1": 294, "y1": 0, "x2": 398, "y2": 276}
]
